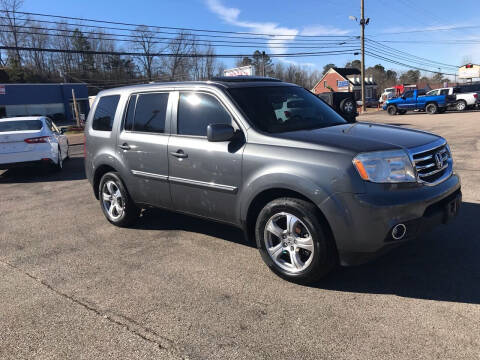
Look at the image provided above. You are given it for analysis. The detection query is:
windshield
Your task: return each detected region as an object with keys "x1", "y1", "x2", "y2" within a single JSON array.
[
  {"x1": 0, "y1": 120, "x2": 43, "y2": 132},
  {"x1": 227, "y1": 86, "x2": 347, "y2": 133}
]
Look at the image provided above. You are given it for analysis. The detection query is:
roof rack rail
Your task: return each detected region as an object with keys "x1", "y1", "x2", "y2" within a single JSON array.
[{"x1": 210, "y1": 76, "x2": 282, "y2": 82}]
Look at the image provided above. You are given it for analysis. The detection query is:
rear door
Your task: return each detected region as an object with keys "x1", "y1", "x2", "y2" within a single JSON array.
[
  {"x1": 117, "y1": 91, "x2": 173, "y2": 208},
  {"x1": 167, "y1": 90, "x2": 244, "y2": 223}
]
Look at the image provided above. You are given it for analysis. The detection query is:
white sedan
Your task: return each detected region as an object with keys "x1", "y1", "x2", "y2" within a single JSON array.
[{"x1": 0, "y1": 116, "x2": 69, "y2": 171}]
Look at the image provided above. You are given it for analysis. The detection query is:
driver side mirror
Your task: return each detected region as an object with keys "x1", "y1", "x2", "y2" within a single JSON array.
[
  {"x1": 207, "y1": 123, "x2": 235, "y2": 142},
  {"x1": 59, "y1": 128, "x2": 67, "y2": 134}
]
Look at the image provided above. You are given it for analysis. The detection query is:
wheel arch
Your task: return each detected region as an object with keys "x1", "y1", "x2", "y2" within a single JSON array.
[
  {"x1": 244, "y1": 187, "x2": 335, "y2": 251},
  {"x1": 93, "y1": 164, "x2": 118, "y2": 199}
]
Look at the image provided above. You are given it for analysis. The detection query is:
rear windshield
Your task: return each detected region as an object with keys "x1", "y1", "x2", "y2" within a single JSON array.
[
  {"x1": 0, "y1": 120, "x2": 43, "y2": 132},
  {"x1": 227, "y1": 86, "x2": 346, "y2": 133}
]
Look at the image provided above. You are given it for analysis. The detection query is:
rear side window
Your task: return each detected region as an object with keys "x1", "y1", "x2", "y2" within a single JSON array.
[
  {"x1": 124, "y1": 95, "x2": 137, "y2": 131},
  {"x1": 131, "y1": 93, "x2": 169, "y2": 133},
  {"x1": 177, "y1": 92, "x2": 231, "y2": 136},
  {"x1": 0, "y1": 120, "x2": 43, "y2": 132},
  {"x1": 92, "y1": 95, "x2": 120, "y2": 131}
]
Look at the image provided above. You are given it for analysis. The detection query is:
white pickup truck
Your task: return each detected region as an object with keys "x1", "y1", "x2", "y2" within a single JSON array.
[{"x1": 427, "y1": 87, "x2": 478, "y2": 111}]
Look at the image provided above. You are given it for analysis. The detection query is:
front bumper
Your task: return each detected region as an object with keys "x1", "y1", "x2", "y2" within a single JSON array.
[{"x1": 321, "y1": 173, "x2": 461, "y2": 266}]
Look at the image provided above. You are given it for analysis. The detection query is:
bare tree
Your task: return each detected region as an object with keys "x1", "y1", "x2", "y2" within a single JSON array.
[
  {"x1": 161, "y1": 31, "x2": 195, "y2": 81},
  {"x1": 131, "y1": 26, "x2": 160, "y2": 81},
  {"x1": 0, "y1": 0, "x2": 25, "y2": 64}
]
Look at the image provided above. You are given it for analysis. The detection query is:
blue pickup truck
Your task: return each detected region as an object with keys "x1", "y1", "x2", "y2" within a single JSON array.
[{"x1": 383, "y1": 89, "x2": 454, "y2": 115}]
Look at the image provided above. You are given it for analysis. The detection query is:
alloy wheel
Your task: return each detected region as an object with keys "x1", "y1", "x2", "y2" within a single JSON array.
[
  {"x1": 102, "y1": 180, "x2": 124, "y2": 220},
  {"x1": 264, "y1": 212, "x2": 315, "y2": 273}
]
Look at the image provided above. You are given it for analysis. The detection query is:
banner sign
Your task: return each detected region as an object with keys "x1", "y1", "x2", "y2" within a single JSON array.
[{"x1": 223, "y1": 65, "x2": 254, "y2": 77}]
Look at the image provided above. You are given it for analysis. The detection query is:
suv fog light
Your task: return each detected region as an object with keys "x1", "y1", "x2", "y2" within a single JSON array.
[{"x1": 391, "y1": 223, "x2": 407, "y2": 240}]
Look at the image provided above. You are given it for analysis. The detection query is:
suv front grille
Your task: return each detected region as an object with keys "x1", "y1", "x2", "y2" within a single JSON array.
[{"x1": 411, "y1": 143, "x2": 450, "y2": 184}]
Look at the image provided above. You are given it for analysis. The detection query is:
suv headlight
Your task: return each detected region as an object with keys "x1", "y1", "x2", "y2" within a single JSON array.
[{"x1": 353, "y1": 150, "x2": 416, "y2": 183}]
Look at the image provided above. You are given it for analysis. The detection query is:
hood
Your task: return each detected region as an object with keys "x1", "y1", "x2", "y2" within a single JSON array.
[{"x1": 274, "y1": 122, "x2": 440, "y2": 153}]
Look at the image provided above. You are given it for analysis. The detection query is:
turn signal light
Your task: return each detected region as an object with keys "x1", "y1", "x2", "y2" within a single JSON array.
[
  {"x1": 24, "y1": 136, "x2": 50, "y2": 143},
  {"x1": 353, "y1": 159, "x2": 369, "y2": 180}
]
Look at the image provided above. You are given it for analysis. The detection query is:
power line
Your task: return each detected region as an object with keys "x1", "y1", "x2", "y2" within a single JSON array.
[
  {"x1": 372, "y1": 24, "x2": 480, "y2": 36},
  {"x1": 365, "y1": 51, "x2": 456, "y2": 76},
  {"x1": 0, "y1": 45, "x2": 359, "y2": 58},
  {"x1": 365, "y1": 39, "x2": 458, "y2": 69},
  {"x1": 3, "y1": 10, "x2": 354, "y2": 38},
  {"x1": 0, "y1": 20, "x2": 357, "y2": 46},
  {"x1": 0, "y1": 26, "x2": 358, "y2": 50}
]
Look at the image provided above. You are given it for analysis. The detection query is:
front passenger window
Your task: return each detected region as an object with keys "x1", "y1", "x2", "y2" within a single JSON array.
[{"x1": 177, "y1": 92, "x2": 232, "y2": 136}]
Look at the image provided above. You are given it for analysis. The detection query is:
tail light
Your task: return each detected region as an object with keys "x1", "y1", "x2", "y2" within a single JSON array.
[
  {"x1": 474, "y1": 93, "x2": 478, "y2": 99},
  {"x1": 24, "y1": 136, "x2": 50, "y2": 144},
  {"x1": 284, "y1": 111, "x2": 291, "y2": 118}
]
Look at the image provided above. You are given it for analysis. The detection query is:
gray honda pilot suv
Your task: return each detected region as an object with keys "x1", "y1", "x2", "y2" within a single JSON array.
[{"x1": 85, "y1": 77, "x2": 461, "y2": 283}]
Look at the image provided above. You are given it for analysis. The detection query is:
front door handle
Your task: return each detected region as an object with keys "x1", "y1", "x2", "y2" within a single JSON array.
[
  {"x1": 118, "y1": 143, "x2": 131, "y2": 150},
  {"x1": 170, "y1": 150, "x2": 188, "y2": 159}
]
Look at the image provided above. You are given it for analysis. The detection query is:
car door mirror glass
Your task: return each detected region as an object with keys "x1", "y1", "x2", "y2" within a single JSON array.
[{"x1": 207, "y1": 123, "x2": 235, "y2": 142}]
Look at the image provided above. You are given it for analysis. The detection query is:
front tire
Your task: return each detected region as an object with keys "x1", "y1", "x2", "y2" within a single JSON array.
[
  {"x1": 387, "y1": 105, "x2": 397, "y2": 115},
  {"x1": 255, "y1": 198, "x2": 337, "y2": 283},
  {"x1": 99, "y1": 172, "x2": 140, "y2": 227}
]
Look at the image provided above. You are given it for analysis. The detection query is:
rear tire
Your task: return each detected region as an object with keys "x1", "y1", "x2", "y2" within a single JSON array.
[
  {"x1": 255, "y1": 198, "x2": 337, "y2": 283},
  {"x1": 52, "y1": 147, "x2": 63, "y2": 172},
  {"x1": 99, "y1": 172, "x2": 140, "y2": 227},
  {"x1": 340, "y1": 98, "x2": 356, "y2": 116},
  {"x1": 426, "y1": 103, "x2": 438, "y2": 114},
  {"x1": 455, "y1": 100, "x2": 467, "y2": 111},
  {"x1": 387, "y1": 105, "x2": 397, "y2": 115}
]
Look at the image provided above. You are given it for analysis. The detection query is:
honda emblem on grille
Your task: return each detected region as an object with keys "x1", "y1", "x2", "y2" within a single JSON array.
[{"x1": 434, "y1": 152, "x2": 444, "y2": 169}]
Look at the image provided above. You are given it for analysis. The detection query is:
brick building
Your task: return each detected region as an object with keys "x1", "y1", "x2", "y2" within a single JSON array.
[{"x1": 312, "y1": 67, "x2": 378, "y2": 100}]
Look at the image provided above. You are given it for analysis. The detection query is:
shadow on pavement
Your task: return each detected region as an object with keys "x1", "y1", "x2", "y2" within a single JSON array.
[
  {"x1": 135, "y1": 208, "x2": 253, "y2": 248},
  {"x1": 316, "y1": 201, "x2": 480, "y2": 304},
  {"x1": 0, "y1": 156, "x2": 86, "y2": 183}
]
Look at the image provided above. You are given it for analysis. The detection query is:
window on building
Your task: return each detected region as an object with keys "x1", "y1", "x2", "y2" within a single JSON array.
[
  {"x1": 177, "y1": 92, "x2": 231, "y2": 136},
  {"x1": 5, "y1": 103, "x2": 66, "y2": 122},
  {"x1": 92, "y1": 95, "x2": 120, "y2": 131},
  {"x1": 132, "y1": 93, "x2": 169, "y2": 133},
  {"x1": 324, "y1": 81, "x2": 327, "y2": 88}
]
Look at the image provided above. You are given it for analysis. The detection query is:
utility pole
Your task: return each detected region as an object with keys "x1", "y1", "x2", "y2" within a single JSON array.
[{"x1": 360, "y1": 0, "x2": 366, "y2": 113}]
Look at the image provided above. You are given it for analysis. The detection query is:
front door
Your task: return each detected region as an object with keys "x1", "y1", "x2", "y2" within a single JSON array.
[
  {"x1": 168, "y1": 91, "x2": 244, "y2": 224},
  {"x1": 398, "y1": 90, "x2": 415, "y2": 110},
  {"x1": 117, "y1": 92, "x2": 172, "y2": 208}
]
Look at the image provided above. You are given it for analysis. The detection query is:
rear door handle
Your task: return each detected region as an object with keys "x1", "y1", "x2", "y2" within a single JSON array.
[
  {"x1": 170, "y1": 150, "x2": 188, "y2": 159},
  {"x1": 118, "y1": 143, "x2": 131, "y2": 150}
]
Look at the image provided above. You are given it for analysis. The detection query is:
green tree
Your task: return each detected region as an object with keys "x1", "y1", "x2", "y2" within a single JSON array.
[
  {"x1": 399, "y1": 70, "x2": 420, "y2": 84},
  {"x1": 322, "y1": 63, "x2": 336, "y2": 75},
  {"x1": 345, "y1": 60, "x2": 361, "y2": 70},
  {"x1": 236, "y1": 50, "x2": 273, "y2": 76}
]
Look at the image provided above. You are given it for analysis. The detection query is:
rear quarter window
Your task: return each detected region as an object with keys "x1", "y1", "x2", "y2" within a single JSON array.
[{"x1": 92, "y1": 95, "x2": 120, "y2": 131}]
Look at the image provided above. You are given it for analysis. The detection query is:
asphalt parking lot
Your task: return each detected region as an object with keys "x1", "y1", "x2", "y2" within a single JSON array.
[{"x1": 1, "y1": 110, "x2": 479, "y2": 359}]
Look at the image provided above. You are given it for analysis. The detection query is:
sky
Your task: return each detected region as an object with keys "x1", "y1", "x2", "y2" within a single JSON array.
[{"x1": 23, "y1": 0, "x2": 480, "y2": 78}]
